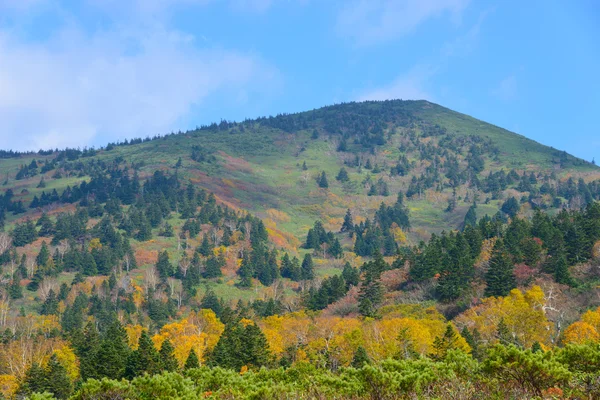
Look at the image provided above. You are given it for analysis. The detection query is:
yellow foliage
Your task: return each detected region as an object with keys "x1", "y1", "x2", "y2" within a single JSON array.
[
  {"x1": 152, "y1": 310, "x2": 224, "y2": 366},
  {"x1": 593, "y1": 241, "x2": 600, "y2": 261},
  {"x1": 582, "y1": 307, "x2": 600, "y2": 332},
  {"x1": 455, "y1": 286, "x2": 553, "y2": 348},
  {"x1": 0, "y1": 375, "x2": 18, "y2": 399},
  {"x1": 125, "y1": 325, "x2": 144, "y2": 349},
  {"x1": 88, "y1": 238, "x2": 102, "y2": 251},
  {"x1": 54, "y1": 345, "x2": 80, "y2": 382},
  {"x1": 562, "y1": 321, "x2": 599, "y2": 344}
]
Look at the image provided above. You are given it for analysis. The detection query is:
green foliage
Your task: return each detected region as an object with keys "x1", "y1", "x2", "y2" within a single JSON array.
[
  {"x1": 483, "y1": 344, "x2": 571, "y2": 396},
  {"x1": 208, "y1": 321, "x2": 271, "y2": 370}
]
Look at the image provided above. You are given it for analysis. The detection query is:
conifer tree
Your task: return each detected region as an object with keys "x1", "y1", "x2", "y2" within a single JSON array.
[
  {"x1": 318, "y1": 171, "x2": 329, "y2": 188},
  {"x1": 156, "y1": 250, "x2": 174, "y2": 279},
  {"x1": 341, "y1": 209, "x2": 354, "y2": 233},
  {"x1": 336, "y1": 168, "x2": 349, "y2": 182},
  {"x1": 43, "y1": 354, "x2": 72, "y2": 399},
  {"x1": 484, "y1": 239, "x2": 516, "y2": 297},
  {"x1": 184, "y1": 348, "x2": 200, "y2": 370},
  {"x1": 351, "y1": 346, "x2": 371, "y2": 368},
  {"x1": 301, "y1": 254, "x2": 314, "y2": 280},
  {"x1": 358, "y1": 252, "x2": 386, "y2": 317},
  {"x1": 199, "y1": 235, "x2": 211, "y2": 257},
  {"x1": 159, "y1": 339, "x2": 179, "y2": 372}
]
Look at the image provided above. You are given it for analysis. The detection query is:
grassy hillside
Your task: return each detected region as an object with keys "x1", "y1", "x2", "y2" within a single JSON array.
[{"x1": 1, "y1": 99, "x2": 599, "y2": 309}]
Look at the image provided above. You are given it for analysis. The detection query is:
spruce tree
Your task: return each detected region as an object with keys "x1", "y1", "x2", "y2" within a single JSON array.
[
  {"x1": 199, "y1": 235, "x2": 211, "y2": 257},
  {"x1": 301, "y1": 254, "x2": 314, "y2": 280},
  {"x1": 336, "y1": 168, "x2": 349, "y2": 182},
  {"x1": 43, "y1": 354, "x2": 72, "y2": 399},
  {"x1": 318, "y1": 171, "x2": 329, "y2": 188},
  {"x1": 351, "y1": 346, "x2": 371, "y2": 368},
  {"x1": 341, "y1": 209, "x2": 354, "y2": 233},
  {"x1": 156, "y1": 250, "x2": 174, "y2": 280},
  {"x1": 184, "y1": 348, "x2": 200, "y2": 370},
  {"x1": 484, "y1": 239, "x2": 516, "y2": 297},
  {"x1": 159, "y1": 339, "x2": 179, "y2": 372}
]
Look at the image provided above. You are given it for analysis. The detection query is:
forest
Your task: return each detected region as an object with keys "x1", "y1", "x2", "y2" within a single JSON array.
[{"x1": 1, "y1": 100, "x2": 600, "y2": 399}]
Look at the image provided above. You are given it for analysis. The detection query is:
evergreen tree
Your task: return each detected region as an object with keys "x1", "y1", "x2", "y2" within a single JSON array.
[
  {"x1": 341, "y1": 209, "x2": 354, "y2": 233},
  {"x1": 209, "y1": 322, "x2": 271, "y2": 370},
  {"x1": 127, "y1": 330, "x2": 160, "y2": 378},
  {"x1": 430, "y1": 324, "x2": 460, "y2": 360},
  {"x1": 199, "y1": 235, "x2": 211, "y2": 257},
  {"x1": 203, "y1": 255, "x2": 222, "y2": 279},
  {"x1": 95, "y1": 321, "x2": 130, "y2": 379},
  {"x1": 201, "y1": 290, "x2": 223, "y2": 317},
  {"x1": 484, "y1": 239, "x2": 516, "y2": 297},
  {"x1": 501, "y1": 197, "x2": 520, "y2": 218},
  {"x1": 301, "y1": 254, "x2": 314, "y2": 280},
  {"x1": 351, "y1": 346, "x2": 371, "y2": 368},
  {"x1": 238, "y1": 252, "x2": 253, "y2": 287},
  {"x1": 159, "y1": 339, "x2": 179, "y2": 372},
  {"x1": 184, "y1": 348, "x2": 200, "y2": 370},
  {"x1": 156, "y1": 250, "x2": 174, "y2": 280},
  {"x1": 358, "y1": 252, "x2": 386, "y2": 317},
  {"x1": 318, "y1": 171, "x2": 329, "y2": 188},
  {"x1": 342, "y1": 262, "x2": 360, "y2": 288},
  {"x1": 43, "y1": 354, "x2": 72, "y2": 399},
  {"x1": 336, "y1": 168, "x2": 349, "y2": 182}
]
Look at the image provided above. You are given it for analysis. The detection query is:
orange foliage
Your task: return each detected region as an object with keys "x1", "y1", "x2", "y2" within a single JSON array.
[{"x1": 562, "y1": 322, "x2": 599, "y2": 344}]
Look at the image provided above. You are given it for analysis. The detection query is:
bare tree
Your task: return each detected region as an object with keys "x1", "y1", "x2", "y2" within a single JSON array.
[
  {"x1": 144, "y1": 268, "x2": 158, "y2": 292},
  {"x1": 123, "y1": 252, "x2": 133, "y2": 274},
  {"x1": 27, "y1": 259, "x2": 36, "y2": 278},
  {"x1": 0, "y1": 232, "x2": 12, "y2": 254},
  {"x1": 0, "y1": 292, "x2": 10, "y2": 326},
  {"x1": 38, "y1": 279, "x2": 58, "y2": 301},
  {"x1": 179, "y1": 256, "x2": 191, "y2": 278}
]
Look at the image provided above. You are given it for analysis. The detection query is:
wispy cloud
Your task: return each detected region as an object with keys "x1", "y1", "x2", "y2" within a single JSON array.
[
  {"x1": 358, "y1": 65, "x2": 436, "y2": 101},
  {"x1": 492, "y1": 75, "x2": 518, "y2": 101},
  {"x1": 336, "y1": 0, "x2": 470, "y2": 46},
  {"x1": 0, "y1": 2, "x2": 282, "y2": 151}
]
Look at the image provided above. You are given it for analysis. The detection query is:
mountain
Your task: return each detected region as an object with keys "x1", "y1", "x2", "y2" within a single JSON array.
[{"x1": 2, "y1": 99, "x2": 600, "y2": 398}]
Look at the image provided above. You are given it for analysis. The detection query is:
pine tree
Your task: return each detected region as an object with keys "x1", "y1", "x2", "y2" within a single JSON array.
[
  {"x1": 209, "y1": 322, "x2": 271, "y2": 370},
  {"x1": 341, "y1": 209, "x2": 354, "y2": 233},
  {"x1": 430, "y1": 324, "x2": 459, "y2": 360},
  {"x1": 351, "y1": 346, "x2": 371, "y2": 368},
  {"x1": 484, "y1": 239, "x2": 516, "y2": 297},
  {"x1": 95, "y1": 321, "x2": 130, "y2": 379},
  {"x1": 199, "y1": 235, "x2": 211, "y2": 256},
  {"x1": 159, "y1": 339, "x2": 179, "y2": 372},
  {"x1": 238, "y1": 252, "x2": 253, "y2": 287},
  {"x1": 336, "y1": 168, "x2": 349, "y2": 182},
  {"x1": 318, "y1": 171, "x2": 329, "y2": 188},
  {"x1": 43, "y1": 354, "x2": 72, "y2": 399},
  {"x1": 184, "y1": 348, "x2": 200, "y2": 370},
  {"x1": 342, "y1": 262, "x2": 360, "y2": 288},
  {"x1": 156, "y1": 250, "x2": 174, "y2": 279},
  {"x1": 127, "y1": 330, "x2": 160, "y2": 378},
  {"x1": 358, "y1": 252, "x2": 386, "y2": 317},
  {"x1": 203, "y1": 255, "x2": 222, "y2": 279},
  {"x1": 301, "y1": 254, "x2": 314, "y2": 280}
]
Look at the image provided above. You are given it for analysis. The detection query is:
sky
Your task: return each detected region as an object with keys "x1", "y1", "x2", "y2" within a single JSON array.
[{"x1": 0, "y1": 0, "x2": 599, "y2": 162}]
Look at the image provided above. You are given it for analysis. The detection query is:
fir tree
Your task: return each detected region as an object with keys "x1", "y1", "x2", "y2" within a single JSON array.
[
  {"x1": 184, "y1": 348, "x2": 200, "y2": 370},
  {"x1": 484, "y1": 239, "x2": 516, "y2": 297},
  {"x1": 43, "y1": 354, "x2": 72, "y2": 399},
  {"x1": 318, "y1": 171, "x2": 329, "y2": 188},
  {"x1": 156, "y1": 250, "x2": 174, "y2": 280},
  {"x1": 336, "y1": 168, "x2": 349, "y2": 182},
  {"x1": 199, "y1": 235, "x2": 211, "y2": 257},
  {"x1": 301, "y1": 254, "x2": 314, "y2": 280},
  {"x1": 351, "y1": 346, "x2": 371, "y2": 368},
  {"x1": 159, "y1": 339, "x2": 179, "y2": 372},
  {"x1": 341, "y1": 209, "x2": 354, "y2": 233}
]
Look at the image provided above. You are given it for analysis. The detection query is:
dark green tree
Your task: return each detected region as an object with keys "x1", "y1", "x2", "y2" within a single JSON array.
[
  {"x1": 351, "y1": 346, "x2": 371, "y2": 368},
  {"x1": 484, "y1": 239, "x2": 516, "y2": 297},
  {"x1": 184, "y1": 348, "x2": 200, "y2": 370}
]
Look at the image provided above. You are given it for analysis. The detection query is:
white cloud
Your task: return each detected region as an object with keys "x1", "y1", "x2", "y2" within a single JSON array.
[
  {"x1": 336, "y1": 0, "x2": 470, "y2": 46},
  {"x1": 358, "y1": 65, "x2": 436, "y2": 101},
  {"x1": 492, "y1": 75, "x2": 518, "y2": 101},
  {"x1": 0, "y1": 26, "x2": 281, "y2": 151}
]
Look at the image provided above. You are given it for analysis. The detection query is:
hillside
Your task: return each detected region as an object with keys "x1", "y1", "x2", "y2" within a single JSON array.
[{"x1": 1, "y1": 100, "x2": 600, "y2": 399}]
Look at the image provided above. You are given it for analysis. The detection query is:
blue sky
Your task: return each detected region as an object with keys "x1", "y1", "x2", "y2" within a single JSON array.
[{"x1": 0, "y1": 0, "x2": 598, "y2": 162}]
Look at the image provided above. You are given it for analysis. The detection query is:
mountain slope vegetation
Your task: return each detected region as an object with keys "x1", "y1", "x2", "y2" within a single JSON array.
[{"x1": 1, "y1": 100, "x2": 600, "y2": 399}]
